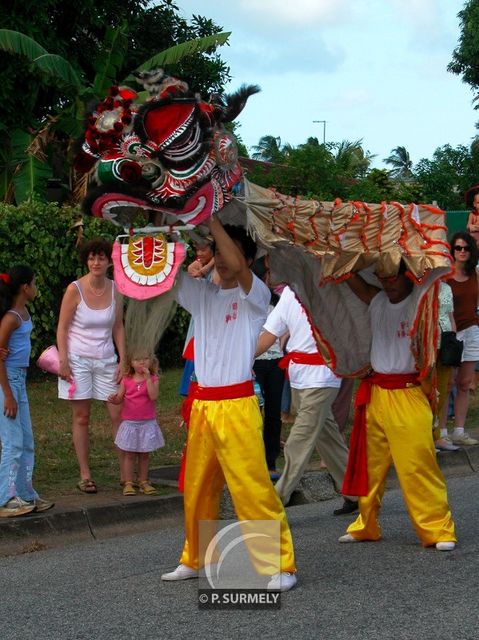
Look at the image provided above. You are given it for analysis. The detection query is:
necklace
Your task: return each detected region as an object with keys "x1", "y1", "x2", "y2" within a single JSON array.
[{"x1": 88, "y1": 277, "x2": 107, "y2": 297}]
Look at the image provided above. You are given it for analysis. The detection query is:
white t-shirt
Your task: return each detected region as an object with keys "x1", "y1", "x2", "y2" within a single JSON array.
[
  {"x1": 263, "y1": 286, "x2": 340, "y2": 389},
  {"x1": 369, "y1": 291, "x2": 417, "y2": 374},
  {"x1": 176, "y1": 271, "x2": 270, "y2": 387}
]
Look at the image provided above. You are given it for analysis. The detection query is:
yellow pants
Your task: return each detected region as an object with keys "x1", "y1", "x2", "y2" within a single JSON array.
[
  {"x1": 180, "y1": 394, "x2": 296, "y2": 573},
  {"x1": 347, "y1": 385, "x2": 456, "y2": 546}
]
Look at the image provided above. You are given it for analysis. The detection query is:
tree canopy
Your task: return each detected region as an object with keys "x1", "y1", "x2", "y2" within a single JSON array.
[{"x1": 448, "y1": 0, "x2": 479, "y2": 100}]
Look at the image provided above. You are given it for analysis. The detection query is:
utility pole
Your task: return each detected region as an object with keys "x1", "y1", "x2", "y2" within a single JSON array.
[{"x1": 312, "y1": 120, "x2": 326, "y2": 145}]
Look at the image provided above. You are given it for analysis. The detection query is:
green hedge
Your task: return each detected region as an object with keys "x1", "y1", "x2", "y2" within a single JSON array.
[{"x1": 0, "y1": 200, "x2": 190, "y2": 367}]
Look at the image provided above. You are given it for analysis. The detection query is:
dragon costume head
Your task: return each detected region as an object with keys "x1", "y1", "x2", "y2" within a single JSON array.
[{"x1": 76, "y1": 71, "x2": 259, "y2": 229}]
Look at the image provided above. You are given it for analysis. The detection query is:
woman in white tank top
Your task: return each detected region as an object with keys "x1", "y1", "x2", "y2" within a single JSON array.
[{"x1": 56, "y1": 238, "x2": 126, "y2": 494}]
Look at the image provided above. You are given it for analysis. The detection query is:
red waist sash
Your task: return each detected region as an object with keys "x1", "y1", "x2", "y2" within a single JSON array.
[
  {"x1": 278, "y1": 352, "x2": 326, "y2": 379},
  {"x1": 342, "y1": 372, "x2": 419, "y2": 497},
  {"x1": 194, "y1": 380, "x2": 254, "y2": 401}
]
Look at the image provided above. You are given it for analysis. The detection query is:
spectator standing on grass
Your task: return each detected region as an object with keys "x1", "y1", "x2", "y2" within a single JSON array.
[
  {"x1": 108, "y1": 349, "x2": 164, "y2": 496},
  {"x1": 57, "y1": 238, "x2": 126, "y2": 494},
  {"x1": 446, "y1": 232, "x2": 479, "y2": 446},
  {"x1": 252, "y1": 257, "x2": 284, "y2": 479},
  {"x1": 435, "y1": 281, "x2": 459, "y2": 451},
  {"x1": 0, "y1": 266, "x2": 54, "y2": 517}
]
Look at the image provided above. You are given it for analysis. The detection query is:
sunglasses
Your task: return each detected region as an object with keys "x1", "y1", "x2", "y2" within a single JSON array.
[{"x1": 453, "y1": 245, "x2": 470, "y2": 252}]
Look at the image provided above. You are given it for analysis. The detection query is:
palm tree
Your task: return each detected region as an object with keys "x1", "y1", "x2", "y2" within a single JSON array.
[
  {"x1": 383, "y1": 145, "x2": 414, "y2": 181},
  {"x1": 0, "y1": 28, "x2": 231, "y2": 204},
  {"x1": 251, "y1": 135, "x2": 292, "y2": 163},
  {"x1": 333, "y1": 139, "x2": 375, "y2": 179}
]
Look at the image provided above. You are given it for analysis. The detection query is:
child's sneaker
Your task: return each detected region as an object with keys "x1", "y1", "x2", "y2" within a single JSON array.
[
  {"x1": 0, "y1": 497, "x2": 36, "y2": 518},
  {"x1": 122, "y1": 482, "x2": 137, "y2": 496},
  {"x1": 139, "y1": 481, "x2": 158, "y2": 495}
]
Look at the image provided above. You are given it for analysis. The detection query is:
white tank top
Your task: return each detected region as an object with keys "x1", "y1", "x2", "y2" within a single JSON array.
[{"x1": 68, "y1": 281, "x2": 117, "y2": 359}]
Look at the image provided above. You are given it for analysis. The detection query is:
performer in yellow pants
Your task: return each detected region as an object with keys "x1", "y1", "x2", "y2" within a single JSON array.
[
  {"x1": 162, "y1": 217, "x2": 297, "y2": 591},
  {"x1": 346, "y1": 384, "x2": 456, "y2": 546},
  {"x1": 340, "y1": 266, "x2": 456, "y2": 551},
  {"x1": 180, "y1": 392, "x2": 296, "y2": 574}
]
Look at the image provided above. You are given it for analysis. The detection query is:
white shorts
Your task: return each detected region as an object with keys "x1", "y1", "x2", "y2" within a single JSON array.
[
  {"x1": 58, "y1": 354, "x2": 118, "y2": 401},
  {"x1": 457, "y1": 325, "x2": 479, "y2": 362}
]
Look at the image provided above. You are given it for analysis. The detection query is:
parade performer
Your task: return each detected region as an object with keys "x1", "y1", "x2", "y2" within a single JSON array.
[
  {"x1": 255, "y1": 285, "x2": 358, "y2": 514},
  {"x1": 338, "y1": 263, "x2": 456, "y2": 550},
  {"x1": 161, "y1": 218, "x2": 297, "y2": 592}
]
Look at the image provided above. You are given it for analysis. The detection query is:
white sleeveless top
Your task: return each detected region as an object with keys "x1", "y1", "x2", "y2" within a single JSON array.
[{"x1": 68, "y1": 281, "x2": 116, "y2": 359}]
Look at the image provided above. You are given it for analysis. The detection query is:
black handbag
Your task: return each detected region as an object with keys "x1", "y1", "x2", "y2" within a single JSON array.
[{"x1": 439, "y1": 330, "x2": 464, "y2": 367}]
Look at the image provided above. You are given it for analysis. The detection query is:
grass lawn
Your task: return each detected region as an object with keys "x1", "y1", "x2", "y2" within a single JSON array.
[
  {"x1": 27, "y1": 369, "x2": 479, "y2": 497},
  {"x1": 30, "y1": 368, "x2": 186, "y2": 496}
]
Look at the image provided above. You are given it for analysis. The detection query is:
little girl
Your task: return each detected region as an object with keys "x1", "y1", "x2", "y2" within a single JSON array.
[
  {"x1": 467, "y1": 192, "x2": 479, "y2": 248},
  {"x1": 108, "y1": 350, "x2": 164, "y2": 496},
  {"x1": 0, "y1": 266, "x2": 54, "y2": 517}
]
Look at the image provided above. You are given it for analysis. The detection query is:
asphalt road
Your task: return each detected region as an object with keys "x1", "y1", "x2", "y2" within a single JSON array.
[{"x1": 0, "y1": 474, "x2": 478, "y2": 640}]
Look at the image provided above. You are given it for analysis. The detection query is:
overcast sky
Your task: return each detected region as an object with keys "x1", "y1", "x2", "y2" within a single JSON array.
[{"x1": 177, "y1": 0, "x2": 477, "y2": 168}]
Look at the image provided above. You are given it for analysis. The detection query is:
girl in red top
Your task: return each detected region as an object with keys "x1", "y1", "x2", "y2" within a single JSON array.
[
  {"x1": 466, "y1": 193, "x2": 479, "y2": 248},
  {"x1": 109, "y1": 350, "x2": 164, "y2": 495}
]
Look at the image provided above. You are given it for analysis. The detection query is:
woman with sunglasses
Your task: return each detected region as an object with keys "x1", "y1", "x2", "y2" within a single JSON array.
[{"x1": 446, "y1": 231, "x2": 479, "y2": 446}]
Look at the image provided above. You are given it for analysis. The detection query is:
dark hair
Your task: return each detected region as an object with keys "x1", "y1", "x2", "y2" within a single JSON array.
[
  {"x1": 213, "y1": 224, "x2": 257, "y2": 262},
  {"x1": 450, "y1": 231, "x2": 478, "y2": 275},
  {"x1": 0, "y1": 265, "x2": 35, "y2": 321},
  {"x1": 79, "y1": 237, "x2": 113, "y2": 265}
]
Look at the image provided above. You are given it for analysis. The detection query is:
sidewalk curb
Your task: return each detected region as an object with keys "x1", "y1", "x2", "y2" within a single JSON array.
[{"x1": 0, "y1": 446, "x2": 477, "y2": 556}]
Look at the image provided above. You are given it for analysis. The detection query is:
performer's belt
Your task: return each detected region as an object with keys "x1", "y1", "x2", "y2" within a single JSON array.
[
  {"x1": 194, "y1": 380, "x2": 254, "y2": 401},
  {"x1": 278, "y1": 351, "x2": 326, "y2": 369},
  {"x1": 342, "y1": 372, "x2": 420, "y2": 497}
]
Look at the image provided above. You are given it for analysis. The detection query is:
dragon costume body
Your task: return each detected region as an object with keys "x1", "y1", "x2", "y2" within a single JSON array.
[{"x1": 75, "y1": 70, "x2": 453, "y2": 377}]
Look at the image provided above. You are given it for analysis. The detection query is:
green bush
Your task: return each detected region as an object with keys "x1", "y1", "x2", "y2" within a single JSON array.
[
  {"x1": 0, "y1": 200, "x2": 191, "y2": 366},
  {"x1": 0, "y1": 200, "x2": 116, "y2": 359}
]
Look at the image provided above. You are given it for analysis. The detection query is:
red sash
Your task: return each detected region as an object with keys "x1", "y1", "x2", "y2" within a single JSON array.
[
  {"x1": 278, "y1": 351, "x2": 325, "y2": 379},
  {"x1": 342, "y1": 372, "x2": 419, "y2": 497},
  {"x1": 194, "y1": 380, "x2": 254, "y2": 400}
]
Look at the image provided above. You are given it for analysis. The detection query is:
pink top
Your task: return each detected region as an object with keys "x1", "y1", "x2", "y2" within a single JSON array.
[
  {"x1": 121, "y1": 375, "x2": 158, "y2": 420},
  {"x1": 68, "y1": 281, "x2": 117, "y2": 359}
]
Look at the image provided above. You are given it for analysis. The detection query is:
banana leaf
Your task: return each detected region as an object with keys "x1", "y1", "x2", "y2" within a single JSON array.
[
  {"x1": 123, "y1": 32, "x2": 231, "y2": 82},
  {"x1": 10, "y1": 130, "x2": 52, "y2": 203},
  {"x1": 93, "y1": 22, "x2": 129, "y2": 99},
  {"x1": 0, "y1": 28, "x2": 47, "y2": 59}
]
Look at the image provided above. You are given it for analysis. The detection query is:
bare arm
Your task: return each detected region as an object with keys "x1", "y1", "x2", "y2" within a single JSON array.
[
  {"x1": 208, "y1": 215, "x2": 253, "y2": 293},
  {"x1": 112, "y1": 291, "x2": 126, "y2": 382},
  {"x1": 56, "y1": 284, "x2": 79, "y2": 380},
  {"x1": 255, "y1": 330, "x2": 280, "y2": 358},
  {"x1": 108, "y1": 381, "x2": 125, "y2": 404},
  {"x1": 467, "y1": 213, "x2": 479, "y2": 232},
  {"x1": 146, "y1": 373, "x2": 160, "y2": 401},
  {"x1": 345, "y1": 273, "x2": 380, "y2": 305},
  {"x1": 0, "y1": 313, "x2": 20, "y2": 418}
]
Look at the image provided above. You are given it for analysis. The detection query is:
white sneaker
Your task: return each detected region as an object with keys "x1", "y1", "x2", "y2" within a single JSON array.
[
  {"x1": 435, "y1": 437, "x2": 460, "y2": 451},
  {"x1": 450, "y1": 432, "x2": 479, "y2": 446},
  {"x1": 266, "y1": 572, "x2": 297, "y2": 592},
  {"x1": 0, "y1": 497, "x2": 36, "y2": 518},
  {"x1": 338, "y1": 533, "x2": 360, "y2": 543},
  {"x1": 436, "y1": 541, "x2": 456, "y2": 551},
  {"x1": 161, "y1": 563, "x2": 199, "y2": 581}
]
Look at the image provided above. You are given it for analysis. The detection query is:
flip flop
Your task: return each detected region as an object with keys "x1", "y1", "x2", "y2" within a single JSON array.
[{"x1": 77, "y1": 479, "x2": 97, "y2": 494}]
